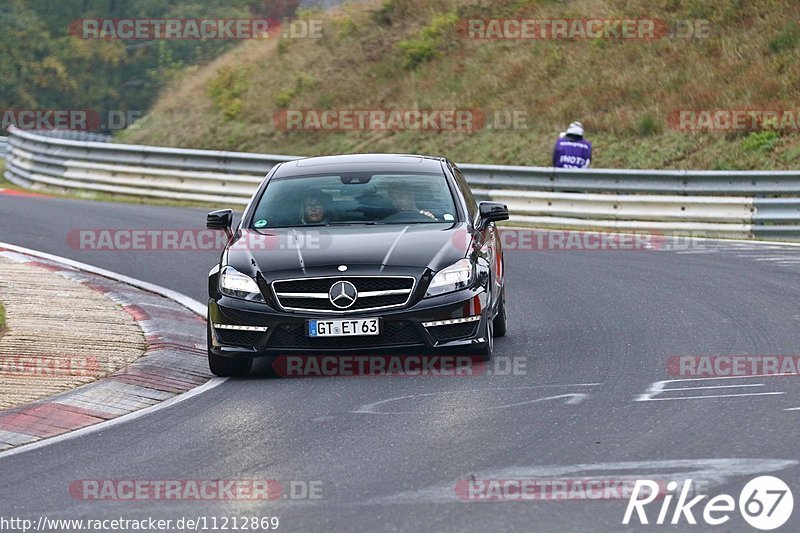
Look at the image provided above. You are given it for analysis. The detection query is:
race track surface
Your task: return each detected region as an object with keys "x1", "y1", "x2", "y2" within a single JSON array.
[{"x1": 1, "y1": 193, "x2": 799, "y2": 531}]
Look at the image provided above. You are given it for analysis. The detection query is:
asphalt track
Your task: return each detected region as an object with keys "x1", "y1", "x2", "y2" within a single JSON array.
[{"x1": 1, "y1": 193, "x2": 800, "y2": 532}]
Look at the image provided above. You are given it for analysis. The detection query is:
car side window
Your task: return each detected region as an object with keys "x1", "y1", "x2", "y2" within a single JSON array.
[{"x1": 452, "y1": 165, "x2": 478, "y2": 221}]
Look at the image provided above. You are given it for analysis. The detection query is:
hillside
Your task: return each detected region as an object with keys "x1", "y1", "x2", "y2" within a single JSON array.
[
  {"x1": 119, "y1": 0, "x2": 800, "y2": 170},
  {"x1": 0, "y1": 1, "x2": 301, "y2": 133}
]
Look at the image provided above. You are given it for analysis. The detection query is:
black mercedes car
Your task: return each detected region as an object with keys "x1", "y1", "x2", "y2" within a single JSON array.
[{"x1": 205, "y1": 154, "x2": 509, "y2": 376}]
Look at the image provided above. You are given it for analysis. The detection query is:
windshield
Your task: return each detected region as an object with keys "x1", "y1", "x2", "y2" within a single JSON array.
[{"x1": 249, "y1": 172, "x2": 458, "y2": 228}]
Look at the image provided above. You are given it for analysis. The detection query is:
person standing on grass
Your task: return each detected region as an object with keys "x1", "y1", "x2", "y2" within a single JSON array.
[{"x1": 553, "y1": 121, "x2": 592, "y2": 168}]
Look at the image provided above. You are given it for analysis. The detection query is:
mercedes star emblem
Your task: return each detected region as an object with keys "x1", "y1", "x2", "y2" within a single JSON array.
[{"x1": 329, "y1": 280, "x2": 358, "y2": 309}]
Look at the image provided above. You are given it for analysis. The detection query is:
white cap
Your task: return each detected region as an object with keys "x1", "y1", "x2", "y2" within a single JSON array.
[{"x1": 565, "y1": 121, "x2": 584, "y2": 136}]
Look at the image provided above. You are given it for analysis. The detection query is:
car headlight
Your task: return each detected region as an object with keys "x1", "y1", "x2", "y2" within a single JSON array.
[
  {"x1": 425, "y1": 258, "x2": 474, "y2": 297},
  {"x1": 219, "y1": 266, "x2": 265, "y2": 302}
]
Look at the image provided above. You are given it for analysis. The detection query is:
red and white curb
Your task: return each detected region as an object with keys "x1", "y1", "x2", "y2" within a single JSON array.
[
  {"x1": 0, "y1": 242, "x2": 220, "y2": 457},
  {"x1": 0, "y1": 188, "x2": 49, "y2": 198}
]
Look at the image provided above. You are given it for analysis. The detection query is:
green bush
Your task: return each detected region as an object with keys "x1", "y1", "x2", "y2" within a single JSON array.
[
  {"x1": 637, "y1": 114, "x2": 661, "y2": 136},
  {"x1": 207, "y1": 66, "x2": 250, "y2": 120},
  {"x1": 398, "y1": 39, "x2": 438, "y2": 69},
  {"x1": 277, "y1": 39, "x2": 291, "y2": 55},
  {"x1": 741, "y1": 130, "x2": 780, "y2": 152},
  {"x1": 275, "y1": 73, "x2": 318, "y2": 108},
  {"x1": 334, "y1": 15, "x2": 359, "y2": 39},
  {"x1": 397, "y1": 11, "x2": 458, "y2": 69},
  {"x1": 275, "y1": 87, "x2": 296, "y2": 108},
  {"x1": 768, "y1": 22, "x2": 800, "y2": 53}
]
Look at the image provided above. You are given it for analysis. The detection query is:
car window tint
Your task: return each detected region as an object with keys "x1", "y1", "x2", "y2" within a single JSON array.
[{"x1": 251, "y1": 173, "x2": 458, "y2": 227}]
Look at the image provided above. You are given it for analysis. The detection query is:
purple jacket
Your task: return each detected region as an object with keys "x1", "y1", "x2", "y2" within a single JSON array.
[{"x1": 552, "y1": 137, "x2": 592, "y2": 168}]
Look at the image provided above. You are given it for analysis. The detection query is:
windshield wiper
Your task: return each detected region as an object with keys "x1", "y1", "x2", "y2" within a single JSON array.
[
  {"x1": 328, "y1": 222, "x2": 385, "y2": 226},
  {"x1": 254, "y1": 223, "x2": 330, "y2": 229}
]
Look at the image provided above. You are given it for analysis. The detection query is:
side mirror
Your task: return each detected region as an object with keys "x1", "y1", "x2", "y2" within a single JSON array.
[
  {"x1": 207, "y1": 209, "x2": 233, "y2": 237},
  {"x1": 478, "y1": 201, "x2": 509, "y2": 227}
]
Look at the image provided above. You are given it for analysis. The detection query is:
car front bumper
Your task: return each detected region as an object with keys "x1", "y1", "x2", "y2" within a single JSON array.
[{"x1": 208, "y1": 287, "x2": 490, "y2": 359}]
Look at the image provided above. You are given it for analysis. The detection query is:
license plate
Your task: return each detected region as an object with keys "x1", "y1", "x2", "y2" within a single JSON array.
[{"x1": 308, "y1": 318, "x2": 380, "y2": 337}]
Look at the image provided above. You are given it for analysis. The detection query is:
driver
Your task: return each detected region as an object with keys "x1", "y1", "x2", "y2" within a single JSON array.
[
  {"x1": 299, "y1": 190, "x2": 329, "y2": 224},
  {"x1": 387, "y1": 182, "x2": 437, "y2": 220}
]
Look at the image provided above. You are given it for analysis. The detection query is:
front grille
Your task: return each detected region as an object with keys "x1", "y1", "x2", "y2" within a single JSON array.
[
  {"x1": 427, "y1": 322, "x2": 479, "y2": 342},
  {"x1": 267, "y1": 321, "x2": 423, "y2": 349},
  {"x1": 215, "y1": 329, "x2": 264, "y2": 346},
  {"x1": 272, "y1": 276, "x2": 415, "y2": 313}
]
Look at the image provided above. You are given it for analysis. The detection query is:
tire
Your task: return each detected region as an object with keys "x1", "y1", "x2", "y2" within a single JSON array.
[
  {"x1": 493, "y1": 288, "x2": 507, "y2": 338},
  {"x1": 208, "y1": 351, "x2": 253, "y2": 377},
  {"x1": 207, "y1": 322, "x2": 253, "y2": 377}
]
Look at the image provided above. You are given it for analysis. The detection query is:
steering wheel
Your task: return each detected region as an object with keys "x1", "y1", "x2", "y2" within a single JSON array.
[{"x1": 381, "y1": 211, "x2": 437, "y2": 223}]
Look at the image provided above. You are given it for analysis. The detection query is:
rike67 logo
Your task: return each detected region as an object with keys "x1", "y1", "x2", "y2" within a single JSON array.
[{"x1": 623, "y1": 476, "x2": 793, "y2": 530}]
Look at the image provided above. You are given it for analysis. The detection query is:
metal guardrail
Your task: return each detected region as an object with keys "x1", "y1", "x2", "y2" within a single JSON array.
[
  {"x1": 5, "y1": 126, "x2": 800, "y2": 239},
  {"x1": 2, "y1": 132, "x2": 106, "y2": 160}
]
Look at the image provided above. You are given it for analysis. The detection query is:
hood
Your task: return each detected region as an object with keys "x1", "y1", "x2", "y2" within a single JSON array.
[{"x1": 225, "y1": 223, "x2": 472, "y2": 276}]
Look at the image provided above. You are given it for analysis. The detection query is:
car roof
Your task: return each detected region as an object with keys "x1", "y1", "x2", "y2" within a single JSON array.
[{"x1": 272, "y1": 153, "x2": 447, "y2": 177}]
